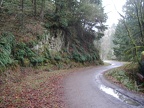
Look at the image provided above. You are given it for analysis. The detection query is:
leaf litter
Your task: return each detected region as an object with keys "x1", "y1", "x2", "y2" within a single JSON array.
[{"x1": 0, "y1": 68, "x2": 74, "y2": 108}]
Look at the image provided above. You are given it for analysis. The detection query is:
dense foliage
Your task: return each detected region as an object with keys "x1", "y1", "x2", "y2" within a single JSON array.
[
  {"x1": 112, "y1": 0, "x2": 144, "y2": 79},
  {"x1": 0, "y1": 0, "x2": 107, "y2": 71},
  {"x1": 113, "y1": 0, "x2": 144, "y2": 61},
  {"x1": 0, "y1": 32, "x2": 15, "y2": 68}
]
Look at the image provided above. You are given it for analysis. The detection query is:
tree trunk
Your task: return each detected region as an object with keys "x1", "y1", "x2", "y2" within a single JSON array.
[
  {"x1": 0, "y1": 0, "x2": 3, "y2": 7},
  {"x1": 123, "y1": 20, "x2": 139, "y2": 62},
  {"x1": 33, "y1": 0, "x2": 37, "y2": 16},
  {"x1": 118, "y1": 9, "x2": 140, "y2": 62},
  {"x1": 21, "y1": 0, "x2": 24, "y2": 12},
  {"x1": 134, "y1": 0, "x2": 144, "y2": 45},
  {"x1": 20, "y1": 0, "x2": 24, "y2": 30},
  {"x1": 55, "y1": 0, "x2": 62, "y2": 13},
  {"x1": 40, "y1": 0, "x2": 45, "y2": 21}
]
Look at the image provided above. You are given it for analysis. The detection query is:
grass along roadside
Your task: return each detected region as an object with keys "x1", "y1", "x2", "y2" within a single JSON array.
[{"x1": 104, "y1": 63, "x2": 144, "y2": 94}]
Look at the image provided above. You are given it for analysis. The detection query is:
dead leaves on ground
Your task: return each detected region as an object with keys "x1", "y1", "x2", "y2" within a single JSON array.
[
  {"x1": 0, "y1": 70, "x2": 67, "y2": 108},
  {"x1": 0, "y1": 67, "x2": 89, "y2": 108}
]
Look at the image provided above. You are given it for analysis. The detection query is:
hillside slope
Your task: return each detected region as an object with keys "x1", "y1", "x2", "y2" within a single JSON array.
[{"x1": 0, "y1": 0, "x2": 107, "y2": 71}]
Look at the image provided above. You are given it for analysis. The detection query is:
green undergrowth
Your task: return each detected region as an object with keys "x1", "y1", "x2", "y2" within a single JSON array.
[
  {"x1": 0, "y1": 32, "x2": 102, "y2": 73},
  {"x1": 105, "y1": 63, "x2": 144, "y2": 93}
]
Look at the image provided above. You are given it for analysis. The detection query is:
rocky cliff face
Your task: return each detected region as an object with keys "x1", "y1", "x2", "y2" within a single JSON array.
[{"x1": 33, "y1": 29, "x2": 64, "y2": 53}]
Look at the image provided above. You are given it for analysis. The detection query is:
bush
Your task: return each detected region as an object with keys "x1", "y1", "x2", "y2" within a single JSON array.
[
  {"x1": 106, "y1": 69, "x2": 138, "y2": 91},
  {"x1": 0, "y1": 32, "x2": 15, "y2": 67},
  {"x1": 139, "y1": 61, "x2": 144, "y2": 76},
  {"x1": 54, "y1": 55, "x2": 62, "y2": 61},
  {"x1": 30, "y1": 56, "x2": 45, "y2": 66},
  {"x1": 72, "y1": 51, "x2": 87, "y2": 63},
  {"x1": 15, "y1": 42, "x2": 36, "y2": 66},
  {"x1": 44, "y1": 48, "x2": 51, "y2": 59}
]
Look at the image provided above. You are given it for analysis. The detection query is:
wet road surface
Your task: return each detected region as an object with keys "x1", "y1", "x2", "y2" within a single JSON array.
[{"x1": 63, "y1": 61, "x2": 144, "y2": 108}]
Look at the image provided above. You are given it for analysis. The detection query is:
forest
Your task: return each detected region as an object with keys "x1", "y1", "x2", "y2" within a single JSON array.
[
  {"x1": 113, "y1": 0, "x2": 144, "y2": 62},
  {"x1": 0, "y1": 0, "x2": 107, "y2": 71},
  {"x1": 111, "y1": 0, "x2": 144, "y2": 92},
  {"x1": 1, "y1": 0, "x2": 144, "y2": 107}
]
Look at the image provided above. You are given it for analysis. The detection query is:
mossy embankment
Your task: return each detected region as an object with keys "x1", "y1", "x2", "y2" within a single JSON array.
[{"x1": 105, "y1": 63, "x2": 144, "y2": 94}]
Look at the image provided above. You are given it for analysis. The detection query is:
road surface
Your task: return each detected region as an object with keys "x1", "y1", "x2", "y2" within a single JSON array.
[{"x1": 63, "y1": 61, "x2": 144, "y2": 108}]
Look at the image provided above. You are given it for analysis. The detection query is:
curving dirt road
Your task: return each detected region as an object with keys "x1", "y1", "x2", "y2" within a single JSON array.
[{"x1": 63, "y1": 61, "x2": 144, "y2": 108}]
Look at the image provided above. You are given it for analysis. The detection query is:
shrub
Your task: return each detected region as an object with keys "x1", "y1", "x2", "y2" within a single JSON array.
[
  {"x1": 15, "y1": 42, "x2": 36, "y2": 66},
  {"x1": 54, "y1": 55, "x2": 62, "y2": 61},
  {"x1": 43, "y1": 48, "x2": 51, "y2": 59},
  {"x1": 0, "y1": 32, "x2": 15, "y2": 67},
  {"x1": 30, "y1": 56, "x2": 45, "y2": 66},
  {"x1": 72, "y1": 51, "x2": 88, "y2": 63}
]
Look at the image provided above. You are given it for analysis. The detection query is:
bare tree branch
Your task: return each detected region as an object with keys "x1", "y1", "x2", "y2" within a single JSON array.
[{"x1": 0, "y1": 0, "x2": 3, "y2": 8}]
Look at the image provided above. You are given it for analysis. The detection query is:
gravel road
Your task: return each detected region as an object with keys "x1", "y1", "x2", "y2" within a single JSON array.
[{"x1": 63, "y1": 61, "x2": 144, "y2": 108}]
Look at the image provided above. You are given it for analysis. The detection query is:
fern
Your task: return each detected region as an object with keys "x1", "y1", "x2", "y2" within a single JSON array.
[
  {"x1": 15, "y1": 42, "x2": 37, "y2": 66},
  {"x1": 0, "y1": 32, "x2": 15, "y2": 68}
]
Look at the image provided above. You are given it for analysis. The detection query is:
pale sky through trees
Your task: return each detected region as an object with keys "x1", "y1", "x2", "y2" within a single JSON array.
[
  {"x1": 101, "y1": 0, "x2": 126, "y2": 60},
  {"x1": 102, "y1": 0, "x2": 126, "y2": 26}
]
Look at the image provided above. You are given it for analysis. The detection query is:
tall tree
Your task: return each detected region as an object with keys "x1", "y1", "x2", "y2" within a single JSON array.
[{"x1": 113, "y1": 0, "x2": 144, "y2": 61}]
